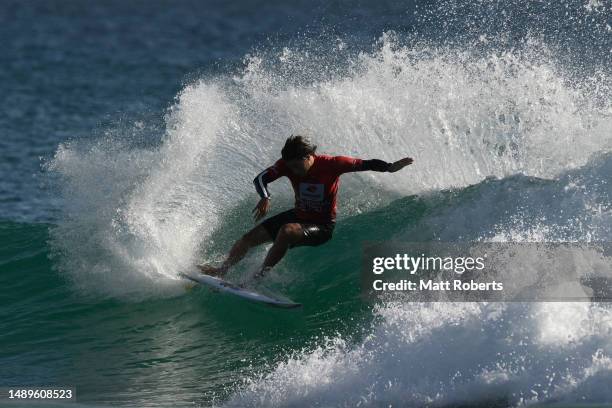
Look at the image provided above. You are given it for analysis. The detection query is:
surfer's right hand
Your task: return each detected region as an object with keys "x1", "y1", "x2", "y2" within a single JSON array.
[{"x1": 252, "y1": 197, "x2": 270, "y2": 222}]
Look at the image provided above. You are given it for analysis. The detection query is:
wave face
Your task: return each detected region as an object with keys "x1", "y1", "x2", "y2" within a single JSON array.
[{"x1": 38, "y1": 0, "x2": 612, "y2": 406}]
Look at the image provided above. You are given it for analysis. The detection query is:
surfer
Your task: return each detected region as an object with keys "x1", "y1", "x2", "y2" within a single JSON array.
[{"x1": 198, "y1": 135, "x2": 413, "y2": 279}]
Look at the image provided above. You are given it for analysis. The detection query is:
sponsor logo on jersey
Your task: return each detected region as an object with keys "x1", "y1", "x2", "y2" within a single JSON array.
[{"x1": 299, "y1": 183, "x2": 324, "y2": 201}]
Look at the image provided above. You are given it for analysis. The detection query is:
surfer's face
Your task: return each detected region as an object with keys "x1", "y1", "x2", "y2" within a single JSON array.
[{"x1": 286, "y1": 155, "x2": 314, "y2": 176}]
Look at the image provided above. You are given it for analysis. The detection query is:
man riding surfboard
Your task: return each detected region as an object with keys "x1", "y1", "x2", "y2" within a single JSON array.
[{"x1": 198, "y1": 135, "x2": 413, "y2": 279}]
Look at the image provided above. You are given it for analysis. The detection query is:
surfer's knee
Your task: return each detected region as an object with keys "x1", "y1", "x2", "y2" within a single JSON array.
[{"x1": 276, "y1": 223, "x2": 302, "y2": 244}]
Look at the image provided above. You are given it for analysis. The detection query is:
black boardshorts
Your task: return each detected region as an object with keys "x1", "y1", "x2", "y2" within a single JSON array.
[{"x1": 260, "y1": 209, "x2": 335, "y2": 248}]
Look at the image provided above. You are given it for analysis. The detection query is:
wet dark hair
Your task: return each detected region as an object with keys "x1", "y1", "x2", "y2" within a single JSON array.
[{"x1": 281, "y1": 135, "x2": 317, "y2": 161}]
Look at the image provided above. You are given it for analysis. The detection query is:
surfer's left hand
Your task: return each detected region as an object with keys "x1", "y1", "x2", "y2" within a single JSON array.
[{"x1": 388, "y1": 157, "x2": 414, "y2": 172}]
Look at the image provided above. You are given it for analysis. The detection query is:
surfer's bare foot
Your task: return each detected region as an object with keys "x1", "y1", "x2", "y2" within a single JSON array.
[
  {"x1": 254, "y1": 266, "x2": 272, "y2": 280},
  {"x1": 197, "y1": 264, "x2": 226, "y2": 277}
]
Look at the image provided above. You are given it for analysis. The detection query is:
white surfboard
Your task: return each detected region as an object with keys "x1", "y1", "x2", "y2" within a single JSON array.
[{"x1": 179, "y1": 271, "x2": 302, "y2": 309}]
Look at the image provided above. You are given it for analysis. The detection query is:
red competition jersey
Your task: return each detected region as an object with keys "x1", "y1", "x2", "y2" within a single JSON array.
[{"x1": 257, "y1": 154, "x2": 365, "y2": 223}]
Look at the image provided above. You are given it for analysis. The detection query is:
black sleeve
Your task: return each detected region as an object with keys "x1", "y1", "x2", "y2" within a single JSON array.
[
  {"x1": 253, "y1": 160, "x2": 286, "y2": 199},
  {"x1": 253, "y1": 170, "x2": 274, "y2": 198},
  {"x1": 359, "y1": 159, "x2": 392, "y2": 172}
]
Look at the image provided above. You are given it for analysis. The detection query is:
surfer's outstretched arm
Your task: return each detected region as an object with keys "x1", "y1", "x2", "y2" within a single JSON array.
[
  {"x1": 334, "y1": 156, "x2": 414, "y2": 173},
  {"x1": 386, "y1": 157, "x2": 414, "y2": 172}
]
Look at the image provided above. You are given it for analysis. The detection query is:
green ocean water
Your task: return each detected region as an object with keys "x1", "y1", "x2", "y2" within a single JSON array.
[{"x1": 1, "y1": 194, "x2": 427, "y2": 406}]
